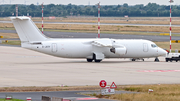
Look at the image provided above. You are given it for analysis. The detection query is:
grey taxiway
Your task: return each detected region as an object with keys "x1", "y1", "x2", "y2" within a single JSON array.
[{"x1": 0, "y1": 29, "x2": 180, "y2": 42}]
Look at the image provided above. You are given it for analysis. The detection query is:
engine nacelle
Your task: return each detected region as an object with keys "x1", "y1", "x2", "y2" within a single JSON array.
[{"x1": 110, "y1": 47, "x2": 127, "y2": 55}]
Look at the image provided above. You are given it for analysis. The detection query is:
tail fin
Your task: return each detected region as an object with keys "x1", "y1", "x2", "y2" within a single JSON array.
[{"x1": 10, "y1": 16, "x2": 47, "y2": 42}]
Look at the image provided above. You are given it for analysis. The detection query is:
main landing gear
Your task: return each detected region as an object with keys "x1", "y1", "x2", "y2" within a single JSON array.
[
  {"x1": 87, "y1": 59, "x2": 93, "y2": 62},
  {"x1": 131, "y1": 58, "x2": 144, "y2": 61},
  {"x1": 86, "y1": 58, "x2": 102, "y2": 63},
  {"x1": 86, "y1": 53, "x2": 102, "y2": 63}
]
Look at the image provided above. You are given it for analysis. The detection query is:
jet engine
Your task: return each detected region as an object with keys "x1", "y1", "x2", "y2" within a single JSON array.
[{"x1": 110, "y1": 47, "x2": 127, "y2": 55}]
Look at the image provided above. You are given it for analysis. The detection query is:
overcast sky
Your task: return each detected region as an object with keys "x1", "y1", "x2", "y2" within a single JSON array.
[{"x1": 1, "y1": 0, "x2": 179, "y2": 5}]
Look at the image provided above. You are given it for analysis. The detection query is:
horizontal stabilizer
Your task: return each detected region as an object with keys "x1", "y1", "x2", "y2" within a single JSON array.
[{"x1": 11, "y1": 16, "x2": 30, "y2": 20}]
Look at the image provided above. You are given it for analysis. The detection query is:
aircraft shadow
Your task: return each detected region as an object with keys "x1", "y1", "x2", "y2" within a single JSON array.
[{"x1": 18, "y1": 60, "x2": 154, "y2": 65}]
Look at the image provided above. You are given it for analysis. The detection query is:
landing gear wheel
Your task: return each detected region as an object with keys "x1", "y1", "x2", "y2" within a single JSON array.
[
  {"x1": 93, "y1": 53, "x2": 102, "y2": 63},
  {"x1": 142, "y1": 59, "x2": 144, "y2": 61},
  {"x1": 154, "y1": 57, "x2": 159, "y2": 62},
  {"x1": 87, "y1": 59, "x2": 93, "y2": 62},
  {"x1": 132, "y1": 59, "x2": 136, "y2": 61},
  {"x1": 95, "y1": 59, "x2": 102, "y2": 63}
]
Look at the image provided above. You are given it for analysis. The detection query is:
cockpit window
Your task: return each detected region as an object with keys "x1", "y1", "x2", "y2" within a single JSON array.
[{"x1": 151, "y1": 44, "x2": 157, "y2": 48}]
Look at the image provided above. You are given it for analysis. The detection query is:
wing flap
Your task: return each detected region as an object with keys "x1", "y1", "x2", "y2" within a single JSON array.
[{"x1": 92, "y1": 39, "x2": 112, "y2": 47}]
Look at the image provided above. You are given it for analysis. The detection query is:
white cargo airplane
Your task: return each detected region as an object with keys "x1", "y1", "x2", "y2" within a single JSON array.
[{"x1": 11, "y1": 16, "x2": 167, "y2": 62}]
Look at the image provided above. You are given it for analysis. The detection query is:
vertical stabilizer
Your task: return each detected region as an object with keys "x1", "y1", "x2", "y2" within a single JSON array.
[{"x1": 11, "y1": 16, "x2": 47, "y2": 42}]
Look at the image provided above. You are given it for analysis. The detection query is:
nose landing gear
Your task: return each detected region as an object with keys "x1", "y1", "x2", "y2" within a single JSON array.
[{"x1": 154, "y1": 57, "x2": 159, "y2": 62}]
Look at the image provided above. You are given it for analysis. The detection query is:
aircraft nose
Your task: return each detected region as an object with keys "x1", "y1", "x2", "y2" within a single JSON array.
[{"x1": 158, "y1": 47, "x2": 167, "y2": 56}]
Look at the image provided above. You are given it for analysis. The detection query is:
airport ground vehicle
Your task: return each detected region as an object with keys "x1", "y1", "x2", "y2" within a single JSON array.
[{"x1": 166, "y1": 53, "x2": 180, "y2": 62}]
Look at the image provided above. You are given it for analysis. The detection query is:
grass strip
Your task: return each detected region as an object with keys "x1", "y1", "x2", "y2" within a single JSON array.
[{"x1": 0, "y1": 98, "x2": 24, "y2": 101}]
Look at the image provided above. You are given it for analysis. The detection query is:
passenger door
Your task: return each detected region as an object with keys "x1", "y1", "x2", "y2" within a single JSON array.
[{"x1": 143, "y1": 43, "x2": 148, "y2": 52}]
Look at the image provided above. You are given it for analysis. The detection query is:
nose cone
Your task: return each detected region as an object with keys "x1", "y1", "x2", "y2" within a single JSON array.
[{"x1": 158, "y1": 47, "x2": 167, "y2": 56}]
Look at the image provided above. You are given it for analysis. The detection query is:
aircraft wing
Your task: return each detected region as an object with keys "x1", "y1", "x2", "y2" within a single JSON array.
[{"x1": 92, "y1": 39, "x2": 112, "y2": 47}]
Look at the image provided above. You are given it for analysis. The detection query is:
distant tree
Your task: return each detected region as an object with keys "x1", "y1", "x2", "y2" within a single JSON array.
[
  {"x1": 29, "y1": 4, "x2": 36, "y2": 9},
  {"x1": 0, "y1": 3, "x2": 180, "y2": 17},
  {"x1": 123, "y1": 3, "x2": 128, "y2": 8}
]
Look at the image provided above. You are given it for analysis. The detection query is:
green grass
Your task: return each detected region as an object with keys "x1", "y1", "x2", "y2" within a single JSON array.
[
  {"x1": 86, "y1": 84, "x2": 180, "y2": 101},
  {"x1": 2, "y1": 40, "x2": 21, "y2": 45},
  {"x1": 0, "y1": 98, "x2": 24, "y2": 101},
  {"x1": 40, "y1": 29, "x2": 180, "y2": 37},
  {"x1": 1, "y1": 27, "x2": 180, "y2": 36},
  {"x1": 0, "y1": 28, "x2": 15, "y2": 30}
]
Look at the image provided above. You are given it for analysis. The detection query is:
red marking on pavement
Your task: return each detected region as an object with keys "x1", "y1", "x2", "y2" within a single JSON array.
[
  {"x1": 138, "y1": 70, "x2": 180, "y2": 72},
  {"x1": 76, "y1": 98, "x2": 98, "y2": 100}
]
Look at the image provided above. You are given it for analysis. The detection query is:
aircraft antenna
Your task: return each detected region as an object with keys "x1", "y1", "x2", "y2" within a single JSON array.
[
  {"x1": 169, "y1": 0, "x2": 173, "y2": 53},
  {"x1": 41, "y1": 2, "x2": 44, "y2": 34},
  {"x1": 97, "y1": 2, "x2": 100, "y2": 38}
]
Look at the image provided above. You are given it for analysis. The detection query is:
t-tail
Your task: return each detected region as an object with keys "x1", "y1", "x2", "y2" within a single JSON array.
[{"x1": 11, "y1": 16, "x2": 47, "y2": 48}]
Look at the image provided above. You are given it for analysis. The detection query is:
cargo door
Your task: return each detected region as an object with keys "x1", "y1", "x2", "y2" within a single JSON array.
[{"x1": 52, "y1": 43, "x2": 57, "y2": 53}]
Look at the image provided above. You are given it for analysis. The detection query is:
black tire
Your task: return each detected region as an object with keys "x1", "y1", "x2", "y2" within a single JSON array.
[
  {"x1": 87, "y1": 59, "x2": 93, "y2": 62},
  {"x1": 176, "y1": 60, "x2": 178, "y2": 62},
  {"x1": 95, "y1": 59, "x2": 102, "y2": 63},
  {"x1": 132, "y1": 59, "x2": 135, "y2": 61},
  {"x1": 155, "y1": 58, "x2": 159, "y2": 62},
  {"x1": 142, "y1": 59, "x2": 144, "y2": 61},
  {"x1": 166, "y1": 60, "x2": 168, "y2": 62}
]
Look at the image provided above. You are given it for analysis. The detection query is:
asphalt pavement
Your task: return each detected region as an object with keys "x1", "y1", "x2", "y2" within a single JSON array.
[
  {"x1": 0, "y1": 91, "x2": 136, "y2": 101},
  {"x1": 0, "y1": 29, "x2": 180, "y2": 42}
]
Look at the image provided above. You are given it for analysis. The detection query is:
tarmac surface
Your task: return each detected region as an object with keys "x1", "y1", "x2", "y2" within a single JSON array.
[
  {"x1": 0, "y1": 46, "x2": 180, "y2": 87},
  {"x1": 0, "y1": 29, "x2": 180, "y2": 42},
  {"x1": 0, "y1": 91, "x2": 111, "y2": 101},
  {"x1": 0, "y1": 91, "x2": 136, "y2": 101}
]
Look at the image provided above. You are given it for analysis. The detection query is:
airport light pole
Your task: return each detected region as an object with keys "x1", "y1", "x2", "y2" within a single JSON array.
[
  {"x1": 97, "y1": 2, "x2": 100, "y2": 38},
  {"x1": 169, "y1": 0, "x2": 173, "y2": 53},
  {"x1": 41, "y1": 3, "x2": 44, "y2": 34},
  {"x1": 16, "y1": 4, "x2": 18, "y2": 17}
]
